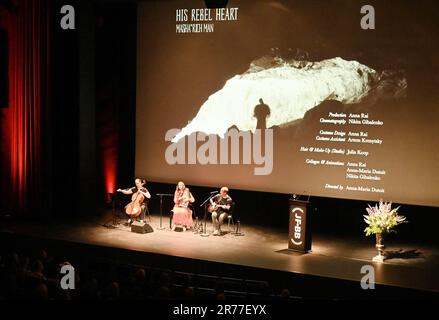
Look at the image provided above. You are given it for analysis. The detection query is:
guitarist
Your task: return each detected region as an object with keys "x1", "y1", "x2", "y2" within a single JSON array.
[
  {"x1": 117, "y1": 178, "x2": 151, "y2": 224},
  {"x1": 209, "y1": 186, "x2": 232, "y2": 235}
]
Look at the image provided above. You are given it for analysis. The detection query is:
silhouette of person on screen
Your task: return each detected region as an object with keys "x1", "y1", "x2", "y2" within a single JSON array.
[{"x1": 254, "y1": 98, "x2": 271, "y2": 129}]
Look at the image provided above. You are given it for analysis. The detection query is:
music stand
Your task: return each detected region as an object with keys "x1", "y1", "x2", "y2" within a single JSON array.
[
  {"x1": 110, "y1": 193, "x2": 118, "y2": 226},
  {"x1": 156, "y1": 193, "x2": 173, "y2": 230},
  {"x1": 199, "y1": 193, "x2": 217, "y2": 237},
  {"x1": 291, "y1": 194, "x2": 311, "y2": 202}
]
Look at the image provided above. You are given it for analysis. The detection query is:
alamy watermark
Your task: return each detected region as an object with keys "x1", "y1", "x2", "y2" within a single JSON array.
[
  {"x1": 60, "y1": 264, "x2": 75, "y2": 290},
  {"x1": 165, "y1": 128, "x2": 274, "y2": 175},
  {"x1": 360, "y1": 264, "x2": 375, "y2": 290}
]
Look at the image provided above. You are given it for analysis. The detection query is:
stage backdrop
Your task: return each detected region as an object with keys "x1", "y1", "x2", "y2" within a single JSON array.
[{"x1": 136, "y1": 0, "x2": 439, "y2": 207}]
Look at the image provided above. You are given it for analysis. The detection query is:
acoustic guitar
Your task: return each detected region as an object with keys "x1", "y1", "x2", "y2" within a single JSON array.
[{"x1": 208, "y1": 203, "x2": 228, "y2": 213}]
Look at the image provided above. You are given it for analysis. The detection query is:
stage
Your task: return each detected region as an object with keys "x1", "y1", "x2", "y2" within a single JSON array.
[{"x1": 1, "y1": 210, "x2": 438, "y2": 299}]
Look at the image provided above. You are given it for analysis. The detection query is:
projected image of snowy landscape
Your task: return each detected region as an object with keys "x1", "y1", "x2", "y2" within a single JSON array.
[{"x1": 171, "y1": 55, "x2": 406, "y2": 143}]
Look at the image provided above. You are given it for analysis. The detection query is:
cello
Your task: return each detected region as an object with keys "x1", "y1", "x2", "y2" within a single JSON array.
[{"x1": 125, "y1": 189, "x2": 145, "y2": 218}]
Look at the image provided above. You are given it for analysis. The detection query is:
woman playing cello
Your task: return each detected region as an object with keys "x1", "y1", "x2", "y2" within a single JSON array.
[{"x1": 117, "y1": 178, "x2": 151, "y2": 225}]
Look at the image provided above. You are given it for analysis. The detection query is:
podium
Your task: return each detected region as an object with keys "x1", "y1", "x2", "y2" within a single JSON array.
[{"x1": 288, "y1": 199, "x2": 312, "y2": 253}]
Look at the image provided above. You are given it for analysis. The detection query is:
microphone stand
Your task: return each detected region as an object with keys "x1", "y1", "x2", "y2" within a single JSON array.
[
  {"x1": 103, "y1": 193, "x2": 119, "y2": 229},
  {"x1": 199, "y1": 193, "x2": 217, "y2": 237},
  {"x1": 156, "y1": 193, "x2": 173, "y2": 230}
]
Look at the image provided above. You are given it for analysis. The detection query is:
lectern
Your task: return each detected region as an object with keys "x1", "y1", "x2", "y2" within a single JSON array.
[{"x1": 288, "y1": 199, "x2": 312, "y2": 253}]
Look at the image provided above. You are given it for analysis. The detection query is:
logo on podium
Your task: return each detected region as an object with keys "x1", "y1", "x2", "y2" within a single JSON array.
[{"x1": 289, "y1": 199, "x2": 311, "y2": 253}]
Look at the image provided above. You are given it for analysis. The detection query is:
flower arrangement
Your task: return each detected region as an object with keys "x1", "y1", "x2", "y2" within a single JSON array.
[{"x1": 363, "y1": 200, "x2": 407, "y2": 236}]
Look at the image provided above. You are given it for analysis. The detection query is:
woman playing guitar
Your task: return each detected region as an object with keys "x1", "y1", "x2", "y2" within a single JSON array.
[{"x1": 117, "y1": 178, "x2": 151, "y2": 225}]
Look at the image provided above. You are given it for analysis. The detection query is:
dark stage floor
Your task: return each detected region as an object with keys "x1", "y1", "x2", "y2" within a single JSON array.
[{"x1": 1, "y1": 210, "x2": 439, "y2": 297}]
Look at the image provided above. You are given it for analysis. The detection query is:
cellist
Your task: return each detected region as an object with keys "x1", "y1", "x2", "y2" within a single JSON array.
[{"x1": 117, "y1": 178, "x2": 151, "y2": 225}]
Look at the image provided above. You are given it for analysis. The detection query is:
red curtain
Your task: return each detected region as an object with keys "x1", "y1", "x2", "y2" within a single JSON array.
[
  {"x1": 97, "y1": 102, "x2": 119, "y2": 203},
  {"x1": 1, "y1": 0, "x2": 49, "y2": 213}
]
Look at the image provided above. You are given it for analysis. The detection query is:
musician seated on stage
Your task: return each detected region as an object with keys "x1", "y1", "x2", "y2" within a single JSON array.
[
  {"x1": 171, "y1": 181, "x2": 195, "y2": 231},
  {"x1": 117, "y1": 178, "x2": 151, "y2": 224},
  {"x1": 210, "y1": 186, "x2": 232, "y2": 236}
]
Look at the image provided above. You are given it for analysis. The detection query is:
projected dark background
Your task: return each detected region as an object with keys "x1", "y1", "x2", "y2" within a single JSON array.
[{"x1": 136, "y1": 0, "x2": 439, "y2": 207}]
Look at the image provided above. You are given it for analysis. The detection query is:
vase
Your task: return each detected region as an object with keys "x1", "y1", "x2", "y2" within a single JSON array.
[{"x1": 372, "y1": 232, "x2": 386, "y2": 262}]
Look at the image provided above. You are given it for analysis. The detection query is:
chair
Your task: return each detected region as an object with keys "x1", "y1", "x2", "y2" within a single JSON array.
[
  {"x1": 227, "y1": 202, "x2": 236, "y2": 233},
  {"x1": 189, "y1": 203, "x2": 197, "y2": 220},
  {"x1": 188, "y1": 203, "x2": 200, "y2": 231},
  {"x1": 170, "y1": 203, "x2": 195, "y2": 230},
  {"x1": 144, "y1": 201, "x2": 152, "y2": 222},
  {"x1": 141, "y1": 199, "x2": 151, "y2": 222}
]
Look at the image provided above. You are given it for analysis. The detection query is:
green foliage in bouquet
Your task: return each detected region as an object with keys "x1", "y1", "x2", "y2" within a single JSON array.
[{"x1": 364, "y1": 200, "x2": 407, "y2": 236}]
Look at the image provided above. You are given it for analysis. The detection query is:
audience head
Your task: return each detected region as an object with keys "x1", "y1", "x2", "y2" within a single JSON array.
[
  {"x1": 183, "y1": 286, "x2": 194, "y2": 299},
  {"x1": 280, "y1": 288, "x2": 291, "y2": 299},
  {"x1": 134, "y1": 267, "x2": 146, "y2": 282},
  {"x1": 33, "y1": 283, "x2": 49, "y2": 300}
]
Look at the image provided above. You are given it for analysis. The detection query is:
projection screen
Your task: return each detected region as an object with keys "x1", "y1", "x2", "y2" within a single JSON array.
[{"x1": 136, "y1": 0, "x2": 439, "y2": 207}]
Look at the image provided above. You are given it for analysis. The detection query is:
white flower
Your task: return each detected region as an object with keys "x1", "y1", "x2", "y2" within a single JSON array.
[{"x1": 363, "y1": 199, "x2": 407, "y2": 236}]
